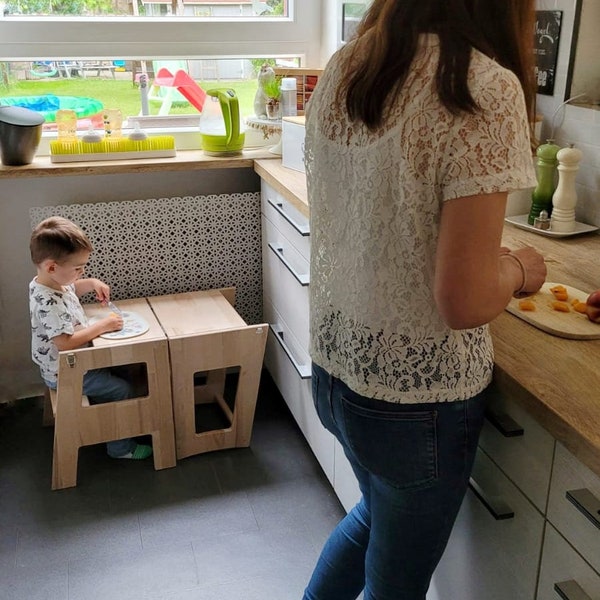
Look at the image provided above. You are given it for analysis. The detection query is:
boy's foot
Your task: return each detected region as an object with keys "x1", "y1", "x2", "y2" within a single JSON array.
[{"x1": 114, "y1": 444, "x2": 153, "y2": 460}]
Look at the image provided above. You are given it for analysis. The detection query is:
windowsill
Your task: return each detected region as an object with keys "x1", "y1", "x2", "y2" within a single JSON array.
[{"x1": 0, "y1": 147, "x2": 279, "y2": 179}]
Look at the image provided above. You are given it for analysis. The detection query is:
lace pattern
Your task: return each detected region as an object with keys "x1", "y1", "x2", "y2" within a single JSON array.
[{"x1": 306, "y1": 35, "x2": 537, "y2": 404}]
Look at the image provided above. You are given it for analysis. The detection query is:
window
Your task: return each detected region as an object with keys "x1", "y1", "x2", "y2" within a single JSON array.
[
  {"x1": 0, "y1": 1, "x2": 321, "y2": 66},
  {"x1": 0, "y1": 0, "x2": 321, "y2": 148}
]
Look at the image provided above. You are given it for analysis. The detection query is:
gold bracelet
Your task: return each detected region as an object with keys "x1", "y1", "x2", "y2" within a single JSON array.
[{"x1": 503, "y1": 253, "x2": 527, "y2": 297}]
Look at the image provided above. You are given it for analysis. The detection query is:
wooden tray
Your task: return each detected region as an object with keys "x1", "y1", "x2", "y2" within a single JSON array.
[{"x1": 506, "y1": 282, "x2": 600, "y2": 339}]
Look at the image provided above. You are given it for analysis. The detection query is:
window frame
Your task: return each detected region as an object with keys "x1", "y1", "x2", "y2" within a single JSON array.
[{"x1": 0, "y1": 1, "x2": 322, "y2": 66}]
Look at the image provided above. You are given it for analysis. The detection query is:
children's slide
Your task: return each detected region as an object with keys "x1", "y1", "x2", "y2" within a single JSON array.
[{"x1": 152, "y1": 68, "x2": 207, "y2": 114}]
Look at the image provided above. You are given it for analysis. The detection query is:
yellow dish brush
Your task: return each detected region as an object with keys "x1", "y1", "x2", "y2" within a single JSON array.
[{"x1": 50, "y1": 134, "x2": 176, "y2": 163}]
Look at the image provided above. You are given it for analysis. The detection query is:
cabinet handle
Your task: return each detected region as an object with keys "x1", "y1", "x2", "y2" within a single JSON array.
[
  {"x1": 565, "y1": 488, "x2": 600, "y2": 530},
  {"x1": 554, "y1": 580, "x2": 592, "y2": 600},
  {"x1": 267, "y1": 198, "x2": 310, "y2": 236},
  {"x1": 270, "y1": 324, "x2": 311, "y2": 379},
  {"x1": 268, "y1": 243, "x2": 309, "y2": 286},
  {"x1": 485, "y1": 408, "x2": 524, "y2": 437},
  {"x1": 468, "y1": 477, "x2": 515, "y2": 520}
]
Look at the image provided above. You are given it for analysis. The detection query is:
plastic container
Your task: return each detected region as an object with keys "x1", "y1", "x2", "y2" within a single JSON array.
[
  {"x1": 280, "y1": 77, "x2": 298, "y2": 117},
  {"x1": 0, "y1": 106, "x2": 45, "y2": 166}
]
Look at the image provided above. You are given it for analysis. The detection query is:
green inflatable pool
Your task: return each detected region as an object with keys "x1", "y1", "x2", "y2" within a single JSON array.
[{"x1": 0, "y1": 94, "x2": 104, "y2": 123}]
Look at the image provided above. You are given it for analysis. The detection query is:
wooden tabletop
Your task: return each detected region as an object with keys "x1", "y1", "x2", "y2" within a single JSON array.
[
  {"x1": 83, "y1": 297, "x2": 166, "y2": 346},
  {"x1": 255, "y1": 159, "x2": 600, "y2": 477},
  {"x1": 147, "y1": 289, "x2": 246, "y2": 339}
]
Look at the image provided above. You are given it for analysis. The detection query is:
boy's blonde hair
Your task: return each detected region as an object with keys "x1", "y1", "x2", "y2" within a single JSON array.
[{"x1": 30, "y1": 216, "x2": 93, "y2": 265}]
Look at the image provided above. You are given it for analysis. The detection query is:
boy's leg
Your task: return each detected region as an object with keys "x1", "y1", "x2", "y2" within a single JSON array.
[{"x1": 83, "y1": 368, "x2": 151, "y2": 458}]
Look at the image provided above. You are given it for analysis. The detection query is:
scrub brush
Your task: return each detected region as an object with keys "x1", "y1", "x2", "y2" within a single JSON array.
[{"x1": 50, "y1": 134, "x2": 176, "y2": 163}]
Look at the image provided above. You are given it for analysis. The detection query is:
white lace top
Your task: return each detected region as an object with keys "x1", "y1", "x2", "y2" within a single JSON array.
[{"x1": 305, "y1": 34, "x2": 537, "y2": 404}]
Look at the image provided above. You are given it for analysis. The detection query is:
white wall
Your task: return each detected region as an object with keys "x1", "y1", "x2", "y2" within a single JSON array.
[{"x1": 533, "y1": 0, "x2": 600, "y2": 227}]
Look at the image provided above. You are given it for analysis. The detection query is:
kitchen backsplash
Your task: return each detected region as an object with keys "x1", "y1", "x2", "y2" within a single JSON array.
[{"x1": 534, "y1": 0, "x2": 600, "y2": 228}]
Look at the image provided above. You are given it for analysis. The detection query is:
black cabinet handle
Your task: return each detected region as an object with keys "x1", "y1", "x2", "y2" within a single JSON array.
[
  {"x1": 565, "y1": 488, "x2": 600, "y2": 530},
  {"x1": 468, "y1": 477, "x2": 515, "y2": 520},
  {"x1": 270, "y1": 324, "x2": 311, "y2": 379},
  {"x1": 268, "y1": 243, "x2": 309, "y2": 286},
  {"x1": 485, "y1": 408, "x2": 524, "y2": 437},
  {"x1": 267, "y1": 198, "x2": 310, "y2": 236},
  {"x1": 554, "y1": 580, "x2": 592, "y2": 600}
]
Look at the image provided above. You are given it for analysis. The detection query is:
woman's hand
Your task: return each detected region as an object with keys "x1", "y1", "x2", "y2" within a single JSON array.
[{"x1": 502, "y1": 246, "x2": 547, "y2": 298}]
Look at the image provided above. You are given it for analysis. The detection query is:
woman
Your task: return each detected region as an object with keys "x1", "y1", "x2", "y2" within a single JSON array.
[{"x1": 303, "y1": 1, "x2": 546, "y2": 599}]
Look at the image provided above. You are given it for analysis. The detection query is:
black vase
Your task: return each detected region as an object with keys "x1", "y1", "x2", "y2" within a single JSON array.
[{"x1": 0, "y1": 106, "x2": 45, "y2": 166}]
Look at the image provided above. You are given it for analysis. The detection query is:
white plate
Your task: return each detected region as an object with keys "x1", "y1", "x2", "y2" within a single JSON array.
[
  {"x1": 505, "y1": 214, "x2": 599, "y2": 238},
  {"x1": 90, "y1": 311, "x2": 150, "y2": 340}
]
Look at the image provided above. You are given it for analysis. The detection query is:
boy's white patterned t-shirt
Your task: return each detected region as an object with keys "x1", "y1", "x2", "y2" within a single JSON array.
[{"x1": 29, "y1": 279, "x2": 88, "y2": 383}]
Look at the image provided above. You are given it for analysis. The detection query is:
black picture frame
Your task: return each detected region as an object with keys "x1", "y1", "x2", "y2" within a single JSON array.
[{"x1": 534, "y1": 10, "x2": 563, "y2": 96}]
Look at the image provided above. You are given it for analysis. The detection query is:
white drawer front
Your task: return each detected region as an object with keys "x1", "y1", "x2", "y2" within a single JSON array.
[
  {"x1": 478, "y1": 387, "x2": 555, "y2": 513},
  {"x1": 261, "y1": 180, "x2": 310, "y2": 259},
  {"x1": 547, "y1": 443, "x2": 600, "y2": 575},
  {"x1": 263, "y1": 299, "x2": 334, "y2": 485},
  {"x1": 262, "y1": 216, "x2": 310, "y2": 352},
  {"x1": 537, "y1": 524, "x2": 600, "y2": 600},
  {"x1": 263, "y1": 296, "x2": 310, "y2": 377},
  {"x1": 428, "y1": 449, "x2": 545, "y2": 600}
]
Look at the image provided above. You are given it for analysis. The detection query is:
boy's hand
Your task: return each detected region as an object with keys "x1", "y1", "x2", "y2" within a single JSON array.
[
  {"x1": 90, "y1": 279, "x2": 111, "y2": 304},
  {"x1": 99, "y1": 312, "x2": 124, "y2": 333}
]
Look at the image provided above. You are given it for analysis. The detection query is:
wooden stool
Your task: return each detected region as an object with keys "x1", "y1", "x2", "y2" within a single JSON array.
[
  {"x1": 49, "y1": 298, "x2": 176, "y2": 490},
  {"x1": 147, "y1": 288, "x2": 268, "y2": 459}
]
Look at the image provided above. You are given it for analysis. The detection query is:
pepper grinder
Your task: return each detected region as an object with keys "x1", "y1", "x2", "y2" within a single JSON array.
[
  {"x1": 551, "y1": 144, "x2": 582, "y2": 233},
  {"x1": 528, "y1": 139, "x2": 560, "y2": 225}
]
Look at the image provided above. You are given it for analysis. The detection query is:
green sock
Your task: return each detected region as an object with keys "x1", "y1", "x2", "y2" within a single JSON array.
[
  {"x1": 114, "y1": 444, "x2": 153, "y2": 460},
  {"x1": 131, "y1": 444, "x2": 153, "y2": 459}
]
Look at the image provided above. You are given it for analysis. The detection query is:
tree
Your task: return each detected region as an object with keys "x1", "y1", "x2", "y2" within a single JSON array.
[{"x1": 5, "y1": 0, "x2": 126, "y2": 15}]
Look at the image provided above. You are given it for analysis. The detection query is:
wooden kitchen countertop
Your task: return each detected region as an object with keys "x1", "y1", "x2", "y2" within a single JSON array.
[
  {"x1": 0, "y1": 148, "x2": 276, "y2": 179},
  {"x1": 256, "y1": 158, "x2": 600, "y2": 477}
]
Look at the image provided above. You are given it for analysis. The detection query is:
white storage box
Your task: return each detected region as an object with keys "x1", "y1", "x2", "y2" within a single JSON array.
[{"x1": 282, "y1": 116, "x2": 306, "y2": 173}]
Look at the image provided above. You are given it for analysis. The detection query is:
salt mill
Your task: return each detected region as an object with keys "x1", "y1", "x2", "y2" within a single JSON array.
[
  {"x1": 551, "y1": 144, "x2": 582, "y2": 233},
  {"x1": 528, "y1": 139, "x2": 560, "y2": 225}
]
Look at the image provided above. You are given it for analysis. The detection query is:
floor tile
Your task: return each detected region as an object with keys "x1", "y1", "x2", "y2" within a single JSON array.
[
  {"x1": 68, "y1": 542, "x2": 197, "y2": 600},
  {"x1": 0, "y1": 373, "x2": 349, "y2": 600}
]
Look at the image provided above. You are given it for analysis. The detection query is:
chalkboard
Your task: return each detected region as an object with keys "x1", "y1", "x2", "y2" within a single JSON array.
[{"x1": 534, "y1": 10, "x2": 562, "y2": 96}]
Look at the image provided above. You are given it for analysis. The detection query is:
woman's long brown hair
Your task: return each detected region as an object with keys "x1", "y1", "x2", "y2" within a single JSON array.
[{"x1": 343, "y1": 0, "x2": 535, "y2": 130}]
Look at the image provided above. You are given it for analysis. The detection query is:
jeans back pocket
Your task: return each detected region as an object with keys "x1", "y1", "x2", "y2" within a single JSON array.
[{"x1": 341, "y1": 397, "x2": 438, "y2": 490}]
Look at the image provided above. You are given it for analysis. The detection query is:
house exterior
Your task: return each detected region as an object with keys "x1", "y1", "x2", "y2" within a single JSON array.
[{"x1": 140, "y1": 0, "x2": 285, "y2": 17}]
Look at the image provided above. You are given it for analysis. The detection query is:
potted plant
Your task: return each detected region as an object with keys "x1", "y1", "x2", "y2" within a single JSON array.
[{"x1": 263, "y1": 77, "x2": 281, "y2": 120}]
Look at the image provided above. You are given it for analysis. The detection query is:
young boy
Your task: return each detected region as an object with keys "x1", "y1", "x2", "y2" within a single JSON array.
[{"x1": 29, "y1": 216, "x2": 152, "y2": 460}]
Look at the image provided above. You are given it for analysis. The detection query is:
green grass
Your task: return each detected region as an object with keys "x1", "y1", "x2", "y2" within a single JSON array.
[{"x1": 0, "y1": 76, "x2": 259, "y2": 119}]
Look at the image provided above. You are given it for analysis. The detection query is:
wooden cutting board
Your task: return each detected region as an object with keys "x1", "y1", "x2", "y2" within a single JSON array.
[{"x1": 506, "y1": 282, "x2": 600, "y2": 340}]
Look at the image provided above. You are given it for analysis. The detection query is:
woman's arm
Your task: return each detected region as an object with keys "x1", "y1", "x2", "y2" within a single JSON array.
[{"x1": 434, "y1": 192, "x2": 546, "y2": 329}]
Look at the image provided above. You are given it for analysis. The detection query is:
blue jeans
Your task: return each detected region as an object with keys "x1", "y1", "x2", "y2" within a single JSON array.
[
  {"x1": 45, "y1": 368, "x2": 136, "y2": 458},
  {"x1": 303, "y1": 363, "x2": 489, "y2": 600}
]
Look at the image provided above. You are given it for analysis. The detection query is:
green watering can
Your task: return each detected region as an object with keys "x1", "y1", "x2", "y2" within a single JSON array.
[{"x1": 199, "y1": 88, "x2": 245, "y2": 156}]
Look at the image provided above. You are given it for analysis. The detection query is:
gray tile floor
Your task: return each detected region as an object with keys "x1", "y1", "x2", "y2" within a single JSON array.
[{"x1": 0, "y1": 372, "x2": 345, "y2": 600}]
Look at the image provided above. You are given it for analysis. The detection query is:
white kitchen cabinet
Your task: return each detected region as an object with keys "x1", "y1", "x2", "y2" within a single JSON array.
[
  {"x1": 261, "y1": 180, "x2": 335, "y2": 485},
  {"x1": 428, "y1": 449, "x2": 545, "y2": 600},
  {"x1": 547, "y1": 443, "x2": 600, "y2": 576},
  {"x1": 259, "y1": 170, "x2": 600, "y2": 600},
  {"x1": 537, "y1": 524, "x2": 600, "y2": 600},
  {"x1": 479, "y1": 385, "x2": 555, "y2": 513}
]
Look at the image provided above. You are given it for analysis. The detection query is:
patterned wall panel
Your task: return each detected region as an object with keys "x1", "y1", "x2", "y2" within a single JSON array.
[{"x1": 30, "y1": 193, "x2": 262, "y2": 324}]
